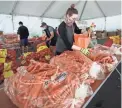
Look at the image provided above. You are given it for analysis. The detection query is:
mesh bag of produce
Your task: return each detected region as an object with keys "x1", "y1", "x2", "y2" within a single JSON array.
[
  {"x1": 87, "y1": 48, "x2": 118, "y2": 73},
  {"x1": 50, "y1": 51, "x2": 92, "y2": 74},
  {"x1": 4, "y1": 52, "x2": 94, "y2": 108},
  {"x1": 21, "y1": 43, "x2": 54, "y2": 65}
]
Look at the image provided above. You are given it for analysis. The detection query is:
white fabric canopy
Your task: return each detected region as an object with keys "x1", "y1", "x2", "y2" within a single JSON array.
[
  {"x1": 0, "y1": 1, "x2": 121, "y2": 35},
  {"x1": 0, "y1": 1, "x2": 121, "y2": 20}
]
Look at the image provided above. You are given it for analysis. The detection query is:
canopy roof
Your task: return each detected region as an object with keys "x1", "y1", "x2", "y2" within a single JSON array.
[{"x1": 0, "y1": 0, "x2": 121, "y2": 20}]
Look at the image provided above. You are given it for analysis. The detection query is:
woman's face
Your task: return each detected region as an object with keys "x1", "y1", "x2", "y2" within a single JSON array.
[
  {"x1": 42, "y1": 25, "x2": 47, "y2": 30},
  {"x1": 66, "y1": 14, "x2": 78, "y2": 25}
]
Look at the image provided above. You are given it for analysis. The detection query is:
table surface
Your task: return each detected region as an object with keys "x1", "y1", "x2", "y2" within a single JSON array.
[
  {"x1": 82, "y1": 61, "x2": 121, "y2": 108},
  {"x1": 0, "y1": 61, "x2": 121, "y2": 108}
]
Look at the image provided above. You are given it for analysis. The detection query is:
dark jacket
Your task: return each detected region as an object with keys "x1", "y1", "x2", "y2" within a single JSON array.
[
  {"x1": 17, "y1": 26, "x2": 29, "y2": 39},
  {"x1": 56, "y1": 21, "x2": 81, "y2": 52},
  {"x1": 44, "y1": 26, "x2": 57, "y2": 46}
]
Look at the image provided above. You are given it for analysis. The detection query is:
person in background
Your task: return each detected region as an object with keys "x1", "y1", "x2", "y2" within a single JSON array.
[
  {"x1": 84, "y1": 27, "x2": 97, "y2": 48},
  {"x1": 17, "y1": 21, "x2": 29, "y2": 54},
  {"x1": 55, "y1": 27, "x2": 58, "y2": 31},
  {"x1": 55, "y1": 4, "x2": 82, "y2": 55},
  {"x1": 40, "y1": 22, "x2": 57, "y2": 49},
  {"x1": 86, "y1": 27, "x2": 91, "y2": 37},
  {"x1": 55, "y1": 27, "x2": 59, "y2": 36}
]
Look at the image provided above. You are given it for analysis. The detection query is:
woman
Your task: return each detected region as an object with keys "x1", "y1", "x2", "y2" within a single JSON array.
[{"x1": 55, "y1": 4, "x2": 82, "y2": 55}]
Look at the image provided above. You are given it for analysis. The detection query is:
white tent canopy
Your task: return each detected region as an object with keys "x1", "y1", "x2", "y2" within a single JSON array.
[
  {"x1": 0, "y1": 1, "x2": 121, "y2": 20},
  {"x1": 0, "y1": 1, "x2": 121, "y2": 35}
]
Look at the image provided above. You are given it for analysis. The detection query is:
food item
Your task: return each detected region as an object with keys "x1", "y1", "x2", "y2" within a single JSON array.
[
  {"x1": 89, "y1": 52, "x2": 113, "y2": 64},
  {"x1": 74, "y1": 34, "x2": 91, "y2": 48},
  {"x1": 75, "y1": 82, "x2": 93, "y2": 100},
  {"x1": 4, "y1": 62, "x2": 12, "y2": 71},
  {"x1": 7, "y1": 49, "x2": 16, "y2": 61},
  {"x1": 0, "y1": 49, "x2": 7, "y2": 58},
  {"x1": 3, "y1": 34, "x2": 18, "y2": 44},
  {"x1": 89, "y1": 62, "x2": 105, "y2": 80},
  {"x1": 5, "y1": 51, "x2": 94, "y2": 108},
  {"x1": 3, "y1": 70, "x2": 14, "y2": 78},
  {"x1": 50, "y1": 51, "x2": 92, "y2": 74},
  {"x1": 109, "y1": 35, "x2": 121, "y2": 44},
  {"x1": 0, "y1": 58, "x2": 6, "y2": 63},
  {"x1": 21, "y1": 46, "x2": 53, "y2": 65}
]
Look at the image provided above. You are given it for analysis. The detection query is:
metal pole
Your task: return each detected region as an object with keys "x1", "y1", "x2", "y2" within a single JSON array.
[
  {"x1": 80, "y1": 1, "x2": 87, "y2": 20},
  {"x1": 11, "y1": 1, "x2": 19, "y2": 15},
  {"x1": 40, "y1": 1, "x2": 55, "y2": 18},
  {"x1": 12, "y1": 15, "x2": 14, "y2": 32},
  {"x1": 105, "y1": 17, "x2": 106, "y2": 30},
  {"x1": 11, "y1": 0, "x2": 19, "y2": 33},
  {"x1": 95, "y1": 0, "x2": 106, "y2": 17}
]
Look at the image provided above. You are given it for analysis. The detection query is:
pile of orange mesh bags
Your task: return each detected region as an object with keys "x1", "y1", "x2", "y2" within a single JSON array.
[
  {"x1": 4, "y1": 46, "x2": 118, "y2": 108},
  {"x1": 3, "y1": 34, "x2": 18, "y2": 44},
  {"x1": 0, "y1": 49, "x2": 19, "y2": 81},
  {"x1": 0, "y1": 34, "x2": 20, "y2": 49},
  {"x1": 4, "y1": 51, "x2": 95, "y2": 108},
  {"x1": 87, "y1": 45, "x2": 118, "y2": 72},
  {"x1": 20, "y1": 43, "x2": 54, "y2": 66}
]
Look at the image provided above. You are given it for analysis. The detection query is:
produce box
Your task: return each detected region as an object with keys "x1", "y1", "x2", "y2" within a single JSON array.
[
  {"x1": 101, "y1": 31, "x2": 107, "y2": 39},
  {"x1": 116, "y1": 29, "x2": 121, "y2": 36},
  {"x1": 109, "y1": 35, "x2": 121, "y2": 44},
  {"x1": 107, "y1": 32, "x2": 117, "y2": 37},
  {"x1": 96, "y1": 31, "x2": 102, "y2": 39}
]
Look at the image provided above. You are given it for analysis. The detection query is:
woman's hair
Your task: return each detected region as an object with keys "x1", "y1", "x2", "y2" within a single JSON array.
[{"x1": 66, "y1": 4, "x2": 78, "y2": 16}]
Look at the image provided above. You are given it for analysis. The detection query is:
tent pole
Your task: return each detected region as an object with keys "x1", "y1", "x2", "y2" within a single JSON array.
[
  {"x1": 40, "y1": 1, "x2": 55, "y2": 18},
  {"x1": 11, "y1": 1, "x2": 19, "y2": 15},
  {"x1": 95, "y1": 0, "x2": 106, "y2": 30},
  {"x1": 79, "y1": 1, "x2": 87, "y2": 20},
  {"x1": 41, "y1": 17, "x2": 43, "y2": 22},
  {"x1": 95, "y1": 0, "x2": 106, "y2": 17},
  {"x1": 105, "y1": 17, "x2": 106, "y2": 30},
  {"x1": 12, "y1": 15, "x2": 14, "y2": 32},
  {"x1": 11, "y1": 0, "x2": 19, "y2": 33}
]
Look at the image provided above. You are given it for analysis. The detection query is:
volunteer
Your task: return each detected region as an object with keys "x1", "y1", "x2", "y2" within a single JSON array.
[
  {"x1": 86, "y1": 27, "x2": 91, "y2": 37},
  {"x1": 40, "y1": 22, "x2": 57, "y2": 48},
  {"x1": 55, "y1": 4, "x2": 82, "y2": 55},
  {"x1": 17, "y1": 21, "x2": 29, "y2": 54}
]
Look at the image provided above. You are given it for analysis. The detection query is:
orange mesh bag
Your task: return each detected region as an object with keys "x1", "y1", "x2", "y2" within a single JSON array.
[
  {"x1": 4, "y1": 60, "x2": 84, "y2": 108},
  {"x1": 4, "y1": 52, "x2": 94, "y2": 108},
  {"x1": 50, "y1": 51, "x2": 92, "y2": 74},
  {"x1": 74, "y1": 34, "x2": 91, "y2": 48},
  {"x1": 21, "y1": 42, "x2": 53, "y2": 65},
  {"x1": 41, "y1": 36, "x2": 46, "y2": 41},
  {"x1": 4, "y1": 61, "x2": 58, "y2": 108}
]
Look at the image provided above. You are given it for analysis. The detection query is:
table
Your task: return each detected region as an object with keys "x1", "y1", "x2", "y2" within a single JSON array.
[{"x1": 82, "y1": 61, "x2": 121, "y2": 108}]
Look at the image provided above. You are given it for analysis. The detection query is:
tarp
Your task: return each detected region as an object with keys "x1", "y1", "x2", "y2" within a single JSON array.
[
  {"x1": 0, "y1": 1, "x2": 121, "y2": 35},
  {"x1": 0, "y1": 1, "x2": 121, "y2": 20}
]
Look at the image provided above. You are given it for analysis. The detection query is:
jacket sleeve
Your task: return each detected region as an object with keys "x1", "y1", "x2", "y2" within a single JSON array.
[
  {"x1": 58, "y1": 23, "x2": 72, "y2": 49},
  {"x1": 27, "y1": 29, "x2": 29, "y2": 36},
  {"x1": 26, "y1": 27, "x2": 29, "y2": 36},
  {"x1": 74, "y1": 22, "x2": 82, "y2": 34},
  {"x1": 17, "y1": 27, "x2": 20, "y2": 35}
]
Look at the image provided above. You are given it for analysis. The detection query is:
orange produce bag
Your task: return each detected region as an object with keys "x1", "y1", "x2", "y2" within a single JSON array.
[{"x1": 74, "y1": 34, "x2": 91, "y2": 48}]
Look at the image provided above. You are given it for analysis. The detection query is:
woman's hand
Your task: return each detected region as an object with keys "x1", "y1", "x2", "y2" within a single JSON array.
[{"x1": 72, "y1": 45, "x2": 81, "y2": 50}]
